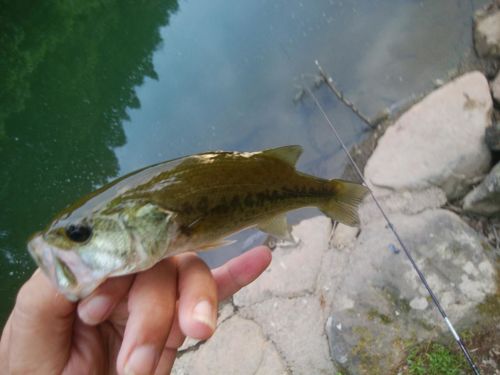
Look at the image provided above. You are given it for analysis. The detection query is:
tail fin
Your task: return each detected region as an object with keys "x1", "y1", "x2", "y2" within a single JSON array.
[{"x1": 319, "y1": 180, "x2": 369, "y2": 227}]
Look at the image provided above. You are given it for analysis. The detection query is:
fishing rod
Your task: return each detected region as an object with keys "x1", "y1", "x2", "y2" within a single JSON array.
[{"x1": 306, "y1": 61, "x2": 481, "y2": 375}]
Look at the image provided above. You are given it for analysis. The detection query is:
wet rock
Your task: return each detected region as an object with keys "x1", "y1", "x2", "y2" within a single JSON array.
[
  {"x1": 359, "y1": 186, "x2": 447, "y2": 224},
  {"x1": 172, "y1": 316, "x2": 287, "y2": 375},
  {"x1": 463, "y1": 162, "x2": 500, "y2": 216},
  {"x1": 364, "y1": 72, "x2": 492, "y2": 199},
  {"x1": 330, "y1": 223, "x2": 359, "y2": 250},
  {"x1": 474, "y1": 8, "x2": 500, "y2": 58},
  {"x1": 234, "y1": 216, "x2": 331, "y2": 307},
  {"x1": 320, "y1": 209, "x2": 497, "y2": 374},
  {"x1": 240, "y1": 296, "x2": 336, "y2": 374},
  {"x1": 491, "y1": 71, "x2": 500, "y2": 104},
  {"x1": 485, "y1": 122, "x2": 500, "y2": 152}
]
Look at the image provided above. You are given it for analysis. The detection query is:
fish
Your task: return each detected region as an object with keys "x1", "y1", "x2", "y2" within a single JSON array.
[{"x1": 28, "y1": 145, "x2": 369, "y2": 301}]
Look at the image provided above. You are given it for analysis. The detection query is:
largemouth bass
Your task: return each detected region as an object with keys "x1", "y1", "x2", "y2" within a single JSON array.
[{"x1": 28, "y1": 145, "x2": 368, "y2": 300}]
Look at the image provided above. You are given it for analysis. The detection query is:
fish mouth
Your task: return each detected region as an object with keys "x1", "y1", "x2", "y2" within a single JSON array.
[{"x1": 27, "y1": 234, "x2": 102, "y2": 301}]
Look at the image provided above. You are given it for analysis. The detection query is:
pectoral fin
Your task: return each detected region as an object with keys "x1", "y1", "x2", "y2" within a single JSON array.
[{"x1": 257, "y1": 214, "x2": 293, "y2": 241}]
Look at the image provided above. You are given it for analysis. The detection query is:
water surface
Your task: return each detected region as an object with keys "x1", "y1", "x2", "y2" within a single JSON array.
[{"x1": 0, "y1": 0, "x2": 486, "y2": 322}]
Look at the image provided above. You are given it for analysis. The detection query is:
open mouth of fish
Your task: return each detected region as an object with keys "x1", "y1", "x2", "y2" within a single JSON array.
[{"x1": 28, "y1": 234, "x2": 105, "y2": 301}]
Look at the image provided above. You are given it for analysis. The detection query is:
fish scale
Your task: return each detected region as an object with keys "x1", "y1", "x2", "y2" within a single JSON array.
[{"x1": 28, "y1": 145, "x2": 368, "y2": 300}]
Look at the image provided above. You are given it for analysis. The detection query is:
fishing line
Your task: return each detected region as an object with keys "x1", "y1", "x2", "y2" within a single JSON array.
[{"x1": 305, "y1": 64, "x2": 481, "y2": 374}]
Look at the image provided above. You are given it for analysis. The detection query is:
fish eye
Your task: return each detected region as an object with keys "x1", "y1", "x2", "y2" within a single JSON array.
[{"x1": 65, "y1": 224, "x2": 92, "y2": 243}]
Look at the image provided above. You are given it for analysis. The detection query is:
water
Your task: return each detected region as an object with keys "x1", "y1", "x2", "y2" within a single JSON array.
[{"x1": 0, "y1": 0, "x2": 486, "y2": 322}]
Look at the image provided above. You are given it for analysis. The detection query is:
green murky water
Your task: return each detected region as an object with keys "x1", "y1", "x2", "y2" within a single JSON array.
[{"x1": 0, "y1": 0, "x2": 486, "y2": 322}]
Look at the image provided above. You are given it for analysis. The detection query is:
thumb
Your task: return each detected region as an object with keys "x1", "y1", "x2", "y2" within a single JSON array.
[{"x1": 1, "y1": 269, "x2": 76, "y2": 373}]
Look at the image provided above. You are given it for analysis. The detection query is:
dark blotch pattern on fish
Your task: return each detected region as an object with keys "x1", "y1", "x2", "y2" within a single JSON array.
[{"x1": 187, "y1": 185, "x2": 334, "y2": 217}]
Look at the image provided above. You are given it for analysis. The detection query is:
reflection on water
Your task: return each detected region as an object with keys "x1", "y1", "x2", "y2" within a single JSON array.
[
  {"x1": 0, "y1": 0, "x2": 486, "y2": 322},
  {"x1": 0, "y1": 0, "x2": 179, "y2": 321}
]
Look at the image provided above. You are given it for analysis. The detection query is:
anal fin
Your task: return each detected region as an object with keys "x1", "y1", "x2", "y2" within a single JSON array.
[
  {"x1": 257, "y1": 214, "x2": 293, "y2": 241},
  {"x1": 197, "y1": 239, "x2": 236, "y2": 252}
]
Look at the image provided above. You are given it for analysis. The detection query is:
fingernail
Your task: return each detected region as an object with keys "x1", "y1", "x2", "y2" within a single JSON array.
[
  {"x1": 79, "y1": 295, "x2": 111, "y2": 325},
  {"x1": 124, "y1": 345, "x2": 158, "y2": 375},
  {"x1": 192, "y1": 300, "x2": 215, "y2": 330}
]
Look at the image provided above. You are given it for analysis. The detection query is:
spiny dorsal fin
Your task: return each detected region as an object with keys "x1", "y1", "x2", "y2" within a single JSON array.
[{"x1": 261, "y1": 145, "x2": 303, "y2": 166}]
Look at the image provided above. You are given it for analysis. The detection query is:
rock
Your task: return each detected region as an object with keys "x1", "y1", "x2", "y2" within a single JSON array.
[
  {"x1": 240, "y1": 296, "x2": 336, "y2": 374},
  {"x1": 364, "y1": 72, "x2": 492, "y2": 199},
  {"x1": 234, "y1": 216, "x2": 331, "y2": 307},
  {"x1": 359, "y1": 186, "x2": 447, "y2": 224},
  {"x1": 485, "y1": 122, "x2": 500, "y2": 152},
  {"x1": 491, "y1": 71, "x2": 500, "y2": 104},
  {"x1": 474, "y1": 8, "x2": 500, "y2": 58},
  {"x1": 320, "y1": 209, "x2": 497, "y2": 374},
  {"x1": 463, "y1": 162, "x2": 500, "y2": 216},
  {"x1": 171, "y1": 316, "x2": 287, "y2": 375},
  {"x1": 330, "y1": 223, "x2": 359, "y2": 250}
]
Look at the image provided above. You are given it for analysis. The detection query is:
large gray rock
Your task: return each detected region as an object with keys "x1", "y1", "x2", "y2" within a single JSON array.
[
  {"x1": 359, "y1": 186, "x2": 447, "y2": 225},
  {"x1": 172, "y1": 316, "x2": 287, "y2": 375},
  {"x1": 463, "y1": 162, "x2": 500, "y2": 216},
  {"x1": 234, "y1": 216, "x2": 331, "y2": 307},
  {"x1": 474, "y1": 8, "x2": 500, "y2": 58},
  {"x1": 240, "y1": 296, "x2": 336, "y2": 374},
  {"x1": 319, "y1": 209, "x2": 497, "y2": 374},
  {"x1": 364, "y1": 72, "x2": 492, "y2": 199}
]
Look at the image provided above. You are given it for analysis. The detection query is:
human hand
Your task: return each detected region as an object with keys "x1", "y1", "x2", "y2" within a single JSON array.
[{"x1": 0, "y1": 246, "x2": 271, "y2": 374}]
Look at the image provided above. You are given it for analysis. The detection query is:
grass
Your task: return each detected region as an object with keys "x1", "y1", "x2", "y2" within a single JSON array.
[{"x1": 402, "y1": 342, "x2": 466, "y2": 375}]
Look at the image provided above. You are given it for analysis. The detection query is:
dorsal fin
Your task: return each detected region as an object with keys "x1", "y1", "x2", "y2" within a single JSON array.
[{"x1": 261, "y1": 145, "x2": 303, "y2": 166}]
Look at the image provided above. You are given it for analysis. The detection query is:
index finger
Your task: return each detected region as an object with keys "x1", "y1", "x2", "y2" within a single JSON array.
[{"x1": 212, "y1": 246, "x2": 272, "y2": 300}]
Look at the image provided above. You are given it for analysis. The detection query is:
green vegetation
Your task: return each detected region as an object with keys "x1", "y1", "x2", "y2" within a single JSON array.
[
  {"x1": 367, "y1": 308, "x2": 393, "y2": 324},
  {"x1": 351, "y1": 327, "x2": 384, "y2": 375},
  {"x1": 403, "y1": 342, "x2": 466, "y2": 375},
  {"x1": 477, "y1": 269, "x2": 500, "y2": 318}
]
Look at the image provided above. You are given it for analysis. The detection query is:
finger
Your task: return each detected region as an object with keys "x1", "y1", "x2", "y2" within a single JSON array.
[
  {"x1": 156, "y1": 247, "x2": 272, "y2": 373},
  {"x1": 164, "y1": 247, "x2": 272, "y2": 349},
  {"x1": 212, "y1": 246, "x2": 272, "y2": 300},
  {"x1": 156, "y1": 312, "x2": 183, "y2": 375},
  {"x1": 77, "y1": 275, "x2": 134, "y2": 325},
  {"x1": 116, "y1": 259, "x2": 177, "y2": 375},
  {"x1": 5, "y1": 269, "x2": 76, "y2": 373},
  {"x1": 176, "y1": 253, "x2": 218, "y2": 340}
]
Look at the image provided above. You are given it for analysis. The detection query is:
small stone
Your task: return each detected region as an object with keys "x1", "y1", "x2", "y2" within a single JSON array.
[
  {"x1": 327, "y1": 316, "x2": 351, "y2": 365},
  {"x1": 485, "y1": 122, "x2": 500, "y2": 152},
  {"x1": 474, "y1": 9, "x2": 500, "y2": 58},
  {"x1": 463, "y1": 162, "x2": 500, "y2": 216},
  {"x1": 410, "y1": 297, "x2": 429, "y2": 310},
  {"x1": 491, "y1": 71, "x2": 500, "y2": 104},
  {"x1": 433, "y1": 78, "x2": 444, "y2": 87}
]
